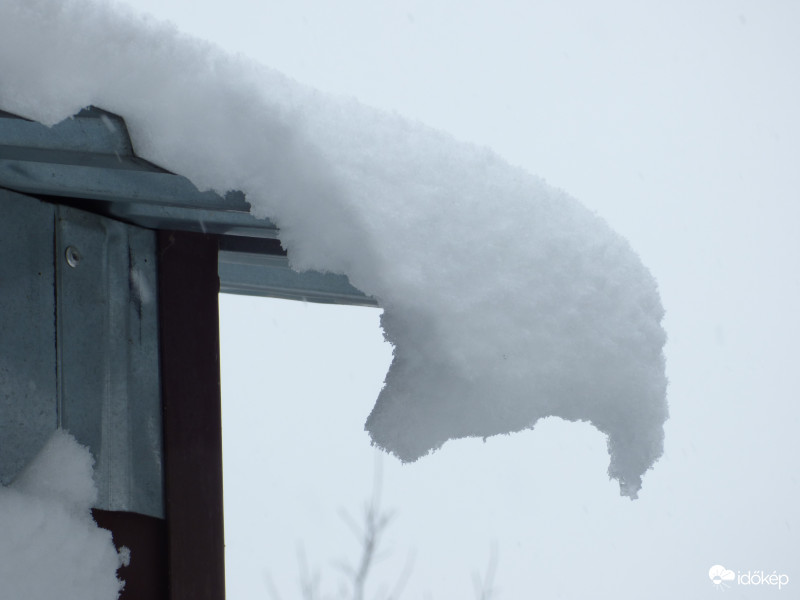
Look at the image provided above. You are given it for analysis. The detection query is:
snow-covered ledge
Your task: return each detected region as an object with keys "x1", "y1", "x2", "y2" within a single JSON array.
[{"x1": 0, "y1": 0, "x2": 667, "y2": 499}]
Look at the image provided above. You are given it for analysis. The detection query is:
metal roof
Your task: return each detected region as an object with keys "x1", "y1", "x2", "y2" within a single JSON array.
[{"x1": 0, "y1": 106, "x2": 376, "y2": 307}]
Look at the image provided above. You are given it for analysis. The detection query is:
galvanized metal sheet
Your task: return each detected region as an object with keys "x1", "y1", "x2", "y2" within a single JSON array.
[
  {"x1": 0, "y1": 108, "x2": 132, "y2": 154},
  {"x1": 0, "y1": 106, "x2": 376, "y2": 308},
  {"x1": 219, "y1": 250, "x2": 378, "y2": 307},
  {"x1": 0, "y1": 189, "x2": 58, "y2": 485},
  {"x1": 56, "y1": 205, "x2": 164, "y2": 518},
  {"x1": 0, "y1": 108, "x2": 255, "y2": 216}
]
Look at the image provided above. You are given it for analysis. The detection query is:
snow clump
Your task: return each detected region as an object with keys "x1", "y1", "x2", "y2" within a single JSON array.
[{"x1": 0, "y1": 429, "x2": 127, "y2": 600}]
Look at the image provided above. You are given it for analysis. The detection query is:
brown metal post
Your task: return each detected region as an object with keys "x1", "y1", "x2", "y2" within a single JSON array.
[
  {"x1": 157, "y1": 230, "x2": 225, "y2": 600},
  {"x1": 92, "y1": 509, "x2": 169, "y2": 600}
]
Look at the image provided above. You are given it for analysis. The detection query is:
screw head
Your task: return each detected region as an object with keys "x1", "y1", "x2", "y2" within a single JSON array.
[{"x1": 65, "y1": 246, "x2": 81, "y2": 268}]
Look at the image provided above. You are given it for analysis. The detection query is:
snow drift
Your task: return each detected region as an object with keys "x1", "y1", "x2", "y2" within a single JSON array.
[
  {"x1": 0, "y1": 0, "x2": 667, "y2": 497},
  {"x1": 0, "y1": 430, "x2": 126, "y2": 600}
]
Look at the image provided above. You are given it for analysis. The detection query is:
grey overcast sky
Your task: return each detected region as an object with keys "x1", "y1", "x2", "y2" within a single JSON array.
[{"x1": 114, "y1": 1, "x2": 799, "y2": 598}]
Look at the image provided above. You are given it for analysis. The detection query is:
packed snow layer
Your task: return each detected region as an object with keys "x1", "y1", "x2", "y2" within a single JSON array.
[
  {"x1": 0, "y1": 430, "x2": 126, "y2": 600},
  {"x1": 0, "y1": 0, "x2": 667, "y2": 496}
]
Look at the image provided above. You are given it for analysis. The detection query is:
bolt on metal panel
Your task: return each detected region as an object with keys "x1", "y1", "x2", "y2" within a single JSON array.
[{"x1": 0, "y1": 189, "x2": 58, "y2": 485}]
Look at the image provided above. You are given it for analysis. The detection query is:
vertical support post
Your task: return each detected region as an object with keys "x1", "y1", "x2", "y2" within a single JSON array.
[
  {"x1": 92, "y1": 509, "x2": 168, "y2": 600},
  {"x1": 157, "y1": 230, "x2": 225, "y2": 600}
]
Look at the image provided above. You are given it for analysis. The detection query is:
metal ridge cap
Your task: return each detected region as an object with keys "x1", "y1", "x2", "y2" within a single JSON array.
[{"x1": 0, "y1": 106, "x2": 134, "y2": 155}]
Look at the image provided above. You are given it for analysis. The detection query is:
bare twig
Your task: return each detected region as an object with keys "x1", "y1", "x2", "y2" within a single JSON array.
[
  {"x1": 298, "y1": 545, "x2": 322, "y2": 600},
  {"x1": 263, "y1": 572, "x2": 284, "y2": 600},
  {"x1": 339, "y1": 456, "x2": 396, "y2": 600},
  {"x1": 262, "y1": 455, "x2": 438, "y2": 600},
  {"x1": 471, "y1": 544, "x2": 499, "y2": 600}
]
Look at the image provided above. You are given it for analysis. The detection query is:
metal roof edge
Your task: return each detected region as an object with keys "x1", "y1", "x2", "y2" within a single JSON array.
[{"x1": 0, "y1": 106, "x2": 377, "y2": 307}]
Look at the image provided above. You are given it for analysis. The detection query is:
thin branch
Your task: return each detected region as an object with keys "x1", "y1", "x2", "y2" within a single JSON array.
[
  {"x1": 340, "y1": 454, "x2": 397, "y2": 600},
  {"x1": 264, "y1": 572, "x2": 284, "y2": 600},
  {"x1": 298, "y1": 545, "x2": 322, "y2": 600},
  {"x1": 273, "y1": 454, "x2": 422, "y2": 600},
  {"x1": 472, "y1": 544, "x2": 499, "y2": 600}
]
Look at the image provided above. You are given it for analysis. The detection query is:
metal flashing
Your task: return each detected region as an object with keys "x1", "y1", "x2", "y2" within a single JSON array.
[
  {"x1": 0, "y1": 189, "x2": 164, "y2": 518},
  {"x1": 0, "y1": 106, "x2": 376, "y2": 306}
]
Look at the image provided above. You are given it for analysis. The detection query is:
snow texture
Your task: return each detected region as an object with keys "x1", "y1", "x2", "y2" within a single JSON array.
[
  {"x1": 0, "y1": 429, "x2": 126, "y2": 600},
  {"x1": 0, "y1": 0, "x2": 667, "y2": 497}
]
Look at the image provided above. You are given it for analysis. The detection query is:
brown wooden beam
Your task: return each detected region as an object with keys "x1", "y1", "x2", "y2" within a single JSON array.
[
  {"x1": 157, "y1": 230, "x2": 225, "y2": 600},
  {"x1": 92, "y1": 509, "x2": 168, "y2": 600}
]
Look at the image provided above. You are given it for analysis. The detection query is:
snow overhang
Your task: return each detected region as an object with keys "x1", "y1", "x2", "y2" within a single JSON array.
[{"x1": 0, "y1": 0, "x2": 670, "y2": 499}]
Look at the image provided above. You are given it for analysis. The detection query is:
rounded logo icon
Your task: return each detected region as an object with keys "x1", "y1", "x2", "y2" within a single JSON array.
[{"x1": 709, "y1": 565, "x2": 736, "y2": 587}]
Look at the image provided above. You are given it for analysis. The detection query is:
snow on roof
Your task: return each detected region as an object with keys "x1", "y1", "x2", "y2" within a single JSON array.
[{"x1": 0, "y1": 0, "x2": 667, "y2": 498}]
